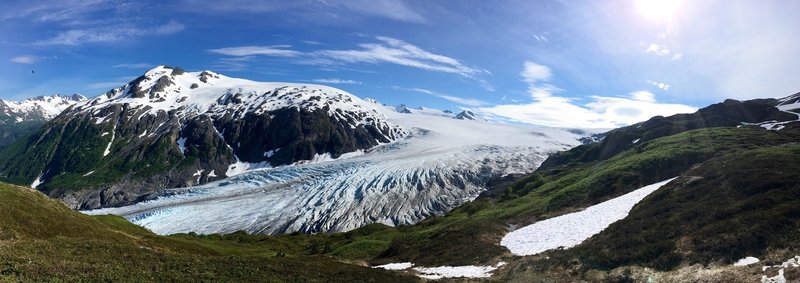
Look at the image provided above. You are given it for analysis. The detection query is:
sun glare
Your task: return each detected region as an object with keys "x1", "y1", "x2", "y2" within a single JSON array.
[{"x1": 636, "y1": 0, "x2": 682, "y2": 22}]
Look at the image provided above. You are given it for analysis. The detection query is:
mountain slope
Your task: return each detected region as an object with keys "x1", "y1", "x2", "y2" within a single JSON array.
[
  {"x1": 0, "y1": 94, "x2": 86, "y2": 147},
  {"x1": 538, "y1": 97, "x2": 798, "y2": 170},
  {"x1": 0, "y1": 182, "x2": 416, "y2": 282},
  {"x1": 0, "y1": 66, "x2": 405, "y2": 209}
]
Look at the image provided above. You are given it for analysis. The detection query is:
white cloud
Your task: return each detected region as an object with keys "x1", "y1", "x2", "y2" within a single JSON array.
[
  {"x1": 629, "y1": 90, "x2": 656, "y2": 102},
  {"x1": 319, "y1": 37, "x2": 489, "y2": 79},
  {"x1": 521, "y1": 61, "x2": 551, "y2": 83},
  {"x1": 88, "y1": 77, "x2": 135, "y2": 89},
  {"x1": 10, "y1": 55, "x2": 37, "y2": 64},
  {"x1": 478, "y1": 62, "x2": 696, "y2": 128},
  {"x1": 519, "y1": 61, "x2": 561, "y2": 98},
  {"x1": 207, "y1": 45, "x2": 302, "y2": 57},
  {"x1": 112, "y1": 63, "x2": 152, "y2": 69},
  {"x1": 645, "y1": 43, "x2": 671, "y2": 56},
  {"x1": 392, "y1": 86, "x2": 487, "y2": 106},
  {"x1": 35, "y1": 20, "x2": 185, "y2": 46},
  {"x1": 646, "y1": 80, "x2": 670, "y2": 91},
  {"x1": 533, "y1": 34, "x2": 549, "y2": 43},
  {"x1": 312, "y1": 78, "x2": 362, "y2": 85},
  {"x1": 479, "y1": 95, "x2": 696, "y2": 128},
  {"x1": 210, "y1": 36, "x2": 492, "y2": 89}
]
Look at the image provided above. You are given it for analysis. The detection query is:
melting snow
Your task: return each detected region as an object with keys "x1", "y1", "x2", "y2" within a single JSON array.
[
  {"x1": 734, "y1": 256, "x2": 760, "y2": 266},
  {"x1": 30, "y1": 172, "x2": 44, "y2": 189},
  {"x1": 374, "y1": 262, "x2": 413, "y2": 270},
  {"x1": 762, "y1": 256, "x2": 799, "y2": 283},
  {"x1": 374, "y1": 262, "x2": 506, "y2": 279},
  {"x1": 501, "y1": 178, "x2": 676, "y2": 256},
  {"x1": 103, "y1": 123, "x2": 116, "y2": 157},
  {"x1": 413, "y1": 263, "x2": 504, "y2": 280}
]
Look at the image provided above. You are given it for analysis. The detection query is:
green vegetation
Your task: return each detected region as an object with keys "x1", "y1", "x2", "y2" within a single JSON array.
[
  {"x1": 0, "y1": 183, "x2": 416, "y2": 282},
  {"x1": 570, "y1": 144, "x2": 800, "y2": 270},
  {"x1": 367, "y1": 127, "x2": 800, "y2": 267}
]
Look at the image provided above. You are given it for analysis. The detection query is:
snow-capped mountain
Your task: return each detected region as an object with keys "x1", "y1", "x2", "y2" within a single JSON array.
[
  {"x1": 0, "y1": 94, "x2": 86, "y2": 123},
  {"x1": 0, "y1": 94, "x2": 86, "y2": 147},
  {"x1": 453, "y1": 110, "x2": 485, "y2": 121},
  {"x1": 86, "y1": 103, "x2": 585, "y2": 235},
  {"x1": 0, "y1": 66, "x2": 404, "y2": 209}
]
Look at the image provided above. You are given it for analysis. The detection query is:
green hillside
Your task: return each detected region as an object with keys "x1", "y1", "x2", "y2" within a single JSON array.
[{"x1": 0, "y1": 183, "x2": 415, "y2": 282}]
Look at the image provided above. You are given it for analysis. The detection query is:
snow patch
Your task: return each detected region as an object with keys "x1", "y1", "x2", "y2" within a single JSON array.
[
  {"x1": 103, "y1": 123, "x2": 116, "y2": 157},
  {"x1": 373, "y1": 262, "x2": 413, "y2": 270},
  {"x1": 30, "y1": 172, "x2": 44, "y2": 189},
  {"x1": 632, "y1": 138, "x2": 641, "y2": 144},
  {"x1": 501, "y1": 178, "x2": 676, "y2": 256},
  {"x1": 761, "y1": 255, "x2": 799, "y2": 283},
  {"x1": 82, "y1": 171, "x2": 95, "y2": 177},
  {"x1": 413, "y1": 264, "x2": 503, "y2": 280},
  {"x1": 734, "y1": 256, "x2": 760, "y2": 266}
]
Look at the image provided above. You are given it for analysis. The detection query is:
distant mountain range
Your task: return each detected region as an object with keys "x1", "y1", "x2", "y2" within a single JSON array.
[{"x1": 0, "y1": 94, "x2": 86, "y2": 147}]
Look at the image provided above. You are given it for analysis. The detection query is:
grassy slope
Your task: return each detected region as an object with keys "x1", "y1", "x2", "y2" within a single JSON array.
[
  {"x1": 570, "y1": 144, "x2": 800, "y2": 270},
  {"x1": 0, "y1": 183, "x2": 416, "y2": 282},
  {"x1": 371, "y1": 126, "x2": 800, "y2": 266}
]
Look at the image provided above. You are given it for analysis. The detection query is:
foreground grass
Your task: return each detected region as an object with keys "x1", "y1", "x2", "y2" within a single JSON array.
[{"x1": 0, "y1": 184, "x2": 416, "y2": 282}]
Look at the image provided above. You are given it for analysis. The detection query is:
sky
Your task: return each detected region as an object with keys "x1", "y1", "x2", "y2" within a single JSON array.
[{"x1": 1, "y1": 0, "x2": 799, "y2": 128}]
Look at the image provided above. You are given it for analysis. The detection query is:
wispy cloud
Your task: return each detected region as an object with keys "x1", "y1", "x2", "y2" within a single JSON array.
[
  {"x1": 478, "y1": 61, "x2": 696, "y2": 128},
  {"x1": 520, "y1": 61, "x2": 561, "y2": 98},
  {"x1": 312, "y1": 78, "x2": 362, "y2": 85},
  {"x1": 34, "y1": 20, "x2": 185, "y2": 46},
  {"x1": 646, "y1": 80, "x2": 670, "y2": 91},
  {"x1": 10, "y1": 55, "x2": 38, "y2": 64},
  {"x1": 0, "y1": 0, "x2": 110, "y2": 22},
  {"x1": 392, "y1": 86, "x2": 487, "y2": 106},
  {"x1": 645, "y1": 43, "x2": 671, "y2": 56},
  {"x1": 207, "y1": 45, "x2": 302, "y2": 57},
  {"x1": 319, "y1": 37, "x2": 488, "y2": 79},
  {"x1": 112, "y1": 63, "x2": 152, "y2": 69},
  {"x1": 176, "y1": 0, "x2": 425, "y2": 23},
  {"x1": 208, "y1": 36, "x2": 492, "y2": 89},
  {"x1": 88, "y1": 76, "x2": 135, "y2": 89},
  {"x1": 322, "y1": 0, "x2": 425, "y2": 23}
]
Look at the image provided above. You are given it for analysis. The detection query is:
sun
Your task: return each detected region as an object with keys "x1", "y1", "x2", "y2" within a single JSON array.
[{"x1": 636, "y1": 0, "x2": 682, "y2": 22}]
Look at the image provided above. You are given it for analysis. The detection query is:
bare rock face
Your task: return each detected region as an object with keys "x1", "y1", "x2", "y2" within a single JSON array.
[{"x1": 0, "y1": 66, "x2": 405, "y2": 209}]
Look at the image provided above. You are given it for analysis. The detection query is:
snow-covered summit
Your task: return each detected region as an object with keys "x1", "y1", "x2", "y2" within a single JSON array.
[
  {"x1": 73, "y1": 66, "x2": 401, "y2": 134},
  {"x1": 0, "y1": 94, "x2": 87, "y2": 122}
]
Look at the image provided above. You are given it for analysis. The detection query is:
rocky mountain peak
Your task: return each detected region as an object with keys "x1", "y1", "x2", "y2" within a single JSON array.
[{"x1": 454, "y1": 110, "x2": 484, "y2": 121}]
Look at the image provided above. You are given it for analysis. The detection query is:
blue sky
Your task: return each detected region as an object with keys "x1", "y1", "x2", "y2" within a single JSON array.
[{"x1": 2, "y1": 0, "x2": 799, "y2": 128}]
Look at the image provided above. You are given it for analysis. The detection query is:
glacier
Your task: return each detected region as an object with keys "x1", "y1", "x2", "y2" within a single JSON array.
[{"x1": 85, "y1": 105, "x2": 585, "y2": 235}]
